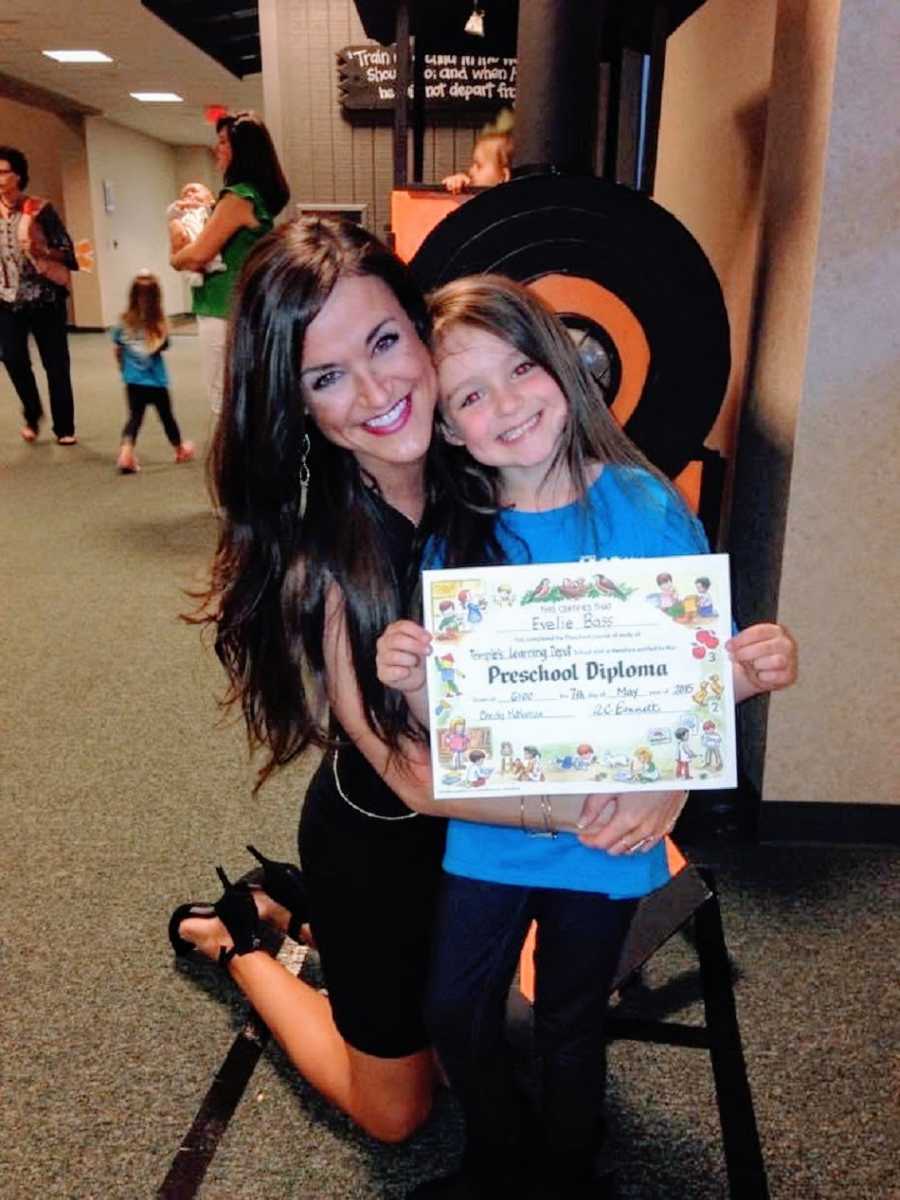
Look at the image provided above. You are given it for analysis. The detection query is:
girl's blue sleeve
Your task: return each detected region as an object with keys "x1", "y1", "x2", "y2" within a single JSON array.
[
  {"x1": 659, "y1": 488, "x2": 711, "y2": 555},
  {"x1": 628, "y1": 472, "x2": 709, "y2": 556},
  {"x1": 657, "y1": 483, "x2": 740, "y2": 631}
]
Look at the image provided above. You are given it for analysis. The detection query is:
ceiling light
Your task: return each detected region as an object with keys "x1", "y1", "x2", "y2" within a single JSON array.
[
  {"x1": 43, "y1": 50, "x2": 113, "y2": 63},
  {"x1": 130, "y1": 92, "x2": 184, "y2": 103}
]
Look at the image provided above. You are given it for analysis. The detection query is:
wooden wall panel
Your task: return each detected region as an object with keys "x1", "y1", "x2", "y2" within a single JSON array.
[{"x1": 263, "y1": 0, "x2": 490, "y2": 236}]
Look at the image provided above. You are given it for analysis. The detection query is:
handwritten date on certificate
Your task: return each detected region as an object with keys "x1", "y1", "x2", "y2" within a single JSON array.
[{"x1": 422, "y1": 554, "x2": 736, "y2": 799}]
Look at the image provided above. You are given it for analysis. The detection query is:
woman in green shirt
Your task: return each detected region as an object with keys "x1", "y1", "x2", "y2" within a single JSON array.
[{"x1": 170, "y1": 112, "x2": 289, "y2": 413}]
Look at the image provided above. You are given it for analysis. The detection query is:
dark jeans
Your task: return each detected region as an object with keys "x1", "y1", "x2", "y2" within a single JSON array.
[
  {"x1": 0, "y1": 299, "x2": 75, "y2": 437},
  {"x1": 122, "y1": 383, "x2": 182, "y2": 446},
  {"x1": 426, "y1": 874, "x2": 637, "y2": 1167}
]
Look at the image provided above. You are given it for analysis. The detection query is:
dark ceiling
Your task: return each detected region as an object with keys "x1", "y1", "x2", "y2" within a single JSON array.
[
  {"x1": 138, "y1": 1, "x2": 706, "y2": 83},
  {"x1": 141, "y1": 1, "x2": 261, "y2": 79},
  {"x1": 351, "y1": 1, "x2": 705, "y2": 54},
  {"x1": 353, "y1": 0, "x2": 521, "y2": 54}
]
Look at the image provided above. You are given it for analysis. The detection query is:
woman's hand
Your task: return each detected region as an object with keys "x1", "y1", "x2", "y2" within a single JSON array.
[
  {"x1": 575, "y1": 790, "x2": 689, "y2": 854},
  {"x1": 375, "y1": 620, "x2": 432, "y2": 694},
  {"x1": 729, "y1": 623, "x2": 798, "y2": 702}
]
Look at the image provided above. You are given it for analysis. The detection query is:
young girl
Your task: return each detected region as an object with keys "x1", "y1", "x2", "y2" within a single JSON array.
[
  {"x1": 376, "y1": 275, "x2": 798, "y2": 1198},
  {"x1": 112, "y1": 271, "x2": 194, "y2": 473}
]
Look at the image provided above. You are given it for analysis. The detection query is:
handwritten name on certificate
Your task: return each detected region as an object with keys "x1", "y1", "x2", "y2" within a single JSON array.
[{"x1": 422, "y1": 554, "x2": 736, "y2": 799}]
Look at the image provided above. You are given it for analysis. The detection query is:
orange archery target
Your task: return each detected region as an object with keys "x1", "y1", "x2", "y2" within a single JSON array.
[
  {"x1": 410, "y1": 174, "x2": 731, "y2": 481},
  {"x1": 527, "y1": 273, "x2": 650, "y2": 429}
]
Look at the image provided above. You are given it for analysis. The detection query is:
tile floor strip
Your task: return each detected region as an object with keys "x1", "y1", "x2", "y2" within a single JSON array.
[{"x1": 158, "y1": 939, "x2": 309, "y2": 1198}]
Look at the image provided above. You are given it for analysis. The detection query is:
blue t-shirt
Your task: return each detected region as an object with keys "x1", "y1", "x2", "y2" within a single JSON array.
[
  {"x1": 439, "y1": 466, "x2": 710, "y2": 900},
  {"x1": 112, "y1": 325, "x2": 169, "y2": 388}
]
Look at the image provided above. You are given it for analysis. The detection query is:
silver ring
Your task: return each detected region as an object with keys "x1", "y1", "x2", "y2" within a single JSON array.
[{"x1": 628, "y1": 837, "x2": 649, "y2": 853}]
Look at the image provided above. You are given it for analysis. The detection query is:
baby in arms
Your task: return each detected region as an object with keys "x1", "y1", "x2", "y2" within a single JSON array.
[{"x1": 166, "y1": 182, "x2": 226, "y2": 288}]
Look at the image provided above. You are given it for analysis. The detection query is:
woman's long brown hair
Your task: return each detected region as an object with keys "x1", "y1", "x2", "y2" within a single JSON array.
[{"x1": 195, "y1": 217, "x2": 454, "y2": 788}]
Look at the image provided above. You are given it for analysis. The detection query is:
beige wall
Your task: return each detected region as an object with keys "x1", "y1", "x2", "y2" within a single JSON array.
[
  {"x1": 736, "y1": 0, "x2": 898, "y2": 807},
  {"x1": 173, "y1": 144, "x2": 219, "y2": 199},
  {"x1": 260, "y1": 0, "x2": 481, "y2": 237},
  {"x1": 650, "y1": 0, "x2": 899, "y2": 811},
  {"x1": 728, "y1": 0, "x2": 842, "y2": 799},
  {"x1": 0, "y1": 95, "x2": 79, "y2": 212},
  {"x1": 655, "y1": 0, "x2": 778, "y2": 459},
  {"x1": 84, "y1": 117, "x2": 184, "y2": 324},
  {"x1": 61, "y1": 133, "x2": 104, "y2": 327},
  {"x1": 0, "y1": 95, "x2": 103, "y2": 325},
  {"x1": 0, "y1": 95, "x2": 216, "y2": 324}
]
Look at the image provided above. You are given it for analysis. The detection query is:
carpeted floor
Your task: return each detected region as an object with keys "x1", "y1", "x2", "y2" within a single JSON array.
[{"x1": 1, "y1": 331, "x2": 897, "y2": 1200}]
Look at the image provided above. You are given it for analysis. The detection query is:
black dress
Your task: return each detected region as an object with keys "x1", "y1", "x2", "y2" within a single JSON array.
[{"x1": 297, "y1": 495, "x2": 447, "y2": 1058}]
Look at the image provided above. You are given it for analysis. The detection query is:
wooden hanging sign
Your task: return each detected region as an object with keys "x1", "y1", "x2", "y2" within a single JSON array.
[{"x1": 337, "y1": 44, "x2": 517, "y2": 111}]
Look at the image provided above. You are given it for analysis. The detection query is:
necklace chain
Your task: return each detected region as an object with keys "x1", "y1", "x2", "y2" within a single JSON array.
[{"x1": 332, "y1": 747, "x2": 419, "y2": 821}]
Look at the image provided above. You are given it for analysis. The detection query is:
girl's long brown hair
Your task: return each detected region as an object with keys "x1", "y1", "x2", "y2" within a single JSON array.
[
  {"x1": 427, "y1": 274, "x2": 690, "y2": 569},
  {"x1": 121, "y1": 272, "x2": 167, "y2": 353}
]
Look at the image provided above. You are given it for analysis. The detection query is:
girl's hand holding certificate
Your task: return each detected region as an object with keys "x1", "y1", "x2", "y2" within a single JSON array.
[
  {"x1": 376, "y1": 620, "x2": 433, "y2": 724},
  {"x1": 728, "y1": 624, "x2": 798, "y2": 701}
]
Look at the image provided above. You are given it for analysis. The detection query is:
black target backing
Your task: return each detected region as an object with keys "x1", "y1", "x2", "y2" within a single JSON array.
[{"x1": 410, "y1": 174, "x2": 730, "y2": 479}]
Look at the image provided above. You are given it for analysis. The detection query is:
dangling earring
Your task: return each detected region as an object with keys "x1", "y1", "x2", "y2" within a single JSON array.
[{"x1": 298, "y1": 432, "x2": 311, "y2": 518}]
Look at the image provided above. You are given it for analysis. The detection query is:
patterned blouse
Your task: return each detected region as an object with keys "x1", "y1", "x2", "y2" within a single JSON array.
[{"x1": 0, "y1": 199, "x2": 78, "y2": 310}]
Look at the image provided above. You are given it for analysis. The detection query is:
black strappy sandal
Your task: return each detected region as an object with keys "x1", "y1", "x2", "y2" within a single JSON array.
[
  {"x1": 168, "y1": 866, "x2": 263, "y2": 965},
  {"x1": 245, "y1": 844, "x2": 309, "y2": 942}
]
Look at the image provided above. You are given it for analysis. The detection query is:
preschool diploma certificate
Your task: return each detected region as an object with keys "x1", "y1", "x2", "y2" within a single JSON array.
[{"x1": 422, "y1": 554, "x2": 736, "y2": 799}]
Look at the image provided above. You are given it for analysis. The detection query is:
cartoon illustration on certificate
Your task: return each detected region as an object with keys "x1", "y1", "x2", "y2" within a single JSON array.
[{"x1": 422, "y1": 554, "x2": 737, "y2": 799}]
